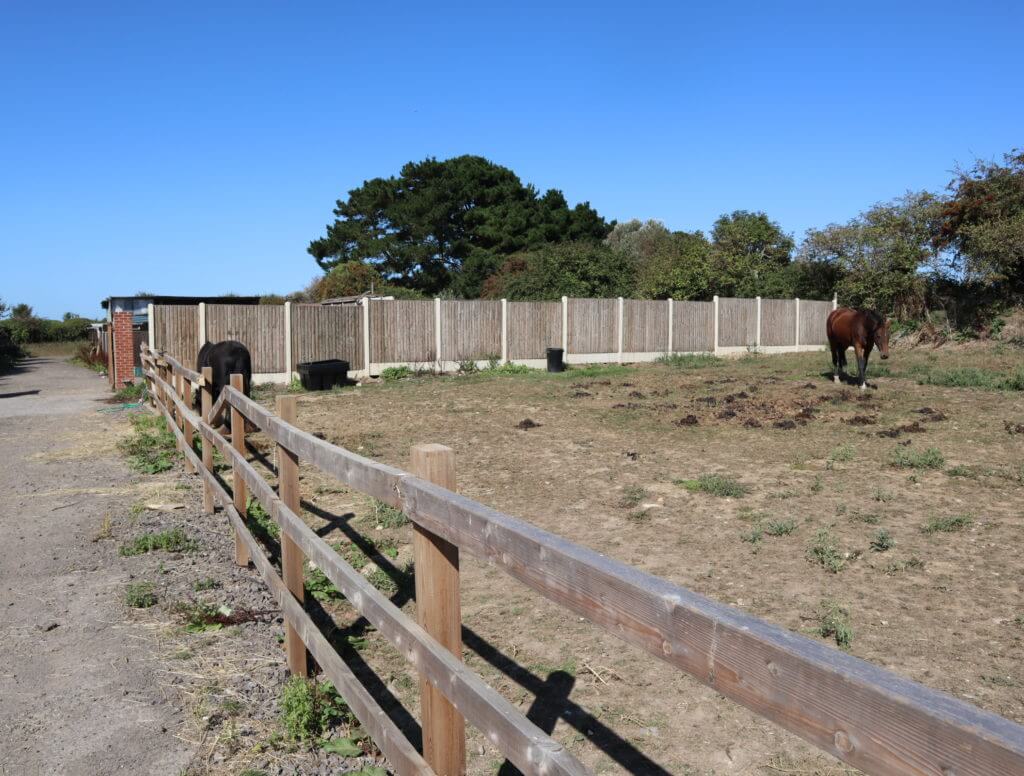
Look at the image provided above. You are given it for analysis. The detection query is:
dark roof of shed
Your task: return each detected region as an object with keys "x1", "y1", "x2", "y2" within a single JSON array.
[{"x1": 101, "y1": 295, "x2": 262, "y2": 309}]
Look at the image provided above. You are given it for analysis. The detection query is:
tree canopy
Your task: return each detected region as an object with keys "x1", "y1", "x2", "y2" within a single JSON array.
[{"x1": 308, "y1": 155, "x2": 611, "y2": 297}]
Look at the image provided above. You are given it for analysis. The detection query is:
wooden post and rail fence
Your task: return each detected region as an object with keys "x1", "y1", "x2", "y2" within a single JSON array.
[{"x1": 140, "y1": 342, "x2": 1024, "y2": 776}]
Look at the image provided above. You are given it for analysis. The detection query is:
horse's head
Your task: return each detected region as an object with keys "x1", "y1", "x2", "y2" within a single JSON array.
[{"x1": 872, "y1": 315, "x2": 891, "y2": 359}]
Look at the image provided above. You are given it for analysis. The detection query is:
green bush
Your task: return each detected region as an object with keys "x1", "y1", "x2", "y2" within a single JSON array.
[{"x1": 280, "y1": 677, "x2": 351, "y2": 742}]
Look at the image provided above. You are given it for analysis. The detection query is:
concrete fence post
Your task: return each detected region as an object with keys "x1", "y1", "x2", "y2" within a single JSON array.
[
  {"x1": 434, "y1": 298, "x2": 442, "y2": 373},
  {"x1": 713, "y1": 295, "x2": 720, "y2": 355},
  {"x1": 362, "y1": 297, "x2": 371, "y2": 379},
  {"x1": 617, "y1": 297, "x2": 624, "y2": 362},
  {"x1": 561, "y1": 296, "x2": 568, "y2": 356},
  {"x1": 500, "y1": 298, "x2": 508, "y2": 363},
  {"x1": 667, "y1": 298, "x2": 674, "y2": 354},
  {"x1": 198, "y1": 302, "x2": 207, "y2": 350},
  {"x1": 794, "y1": 297, "x2": 801, "y2": 351},
  {"x1": 833, "y1": 292, "x2": 838, "y2": 311},
  {"x1": 283, "y1": 301, "x2": 292, "y2": 381},
  {"x1": 147, "y1": 303, "x2": 155, "y2": 350},
  {"x1": 755, "y1": 296, "x2": 762, "y2": 350}
]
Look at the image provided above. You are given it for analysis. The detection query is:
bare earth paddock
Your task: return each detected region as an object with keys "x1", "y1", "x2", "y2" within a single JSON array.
[{"x1": 240, "y1": 342, "x2": 1024, "y2": 775}]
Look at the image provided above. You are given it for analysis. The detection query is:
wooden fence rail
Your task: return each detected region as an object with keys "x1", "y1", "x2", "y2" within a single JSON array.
[{"x1": 141, "y1": 343, "x2": 1024, "y2": 776}]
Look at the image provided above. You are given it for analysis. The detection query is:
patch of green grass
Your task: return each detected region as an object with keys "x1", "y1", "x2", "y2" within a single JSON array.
[
  {"x1": 946, "y1": 464, "x2": 979, "y2": 478},
  {"x1": 655, "y1": 353, "x2": 721, "y2": 369},
  {"x1": 113, "y1": 381, "x2": 147, "y2": 402},
  {"x1": 124, "y1": 581, "x2": 157, "y2": 608},
  {"x1": 675, "y1": 474, "x2": 748, "y2": 498},
  {"x1": 828, "y1": 444, "x2": 855, "y2": 463},
  {"x1": 280, "y1": 677, "x2": 351, "y2": 743},
  {"x1": 914, "y1": 366, "x2": 1024, "y2": 391},
  {"x1": 890, "y1": 446, "x2": 945, "y2": 470},
  {"x1": 193, "y1": 577, "x2": 220, "y2": 592},
  {"x1": 922, "y1": 514, "x2": 973, "y2": 534},
  {"x1": 247, "y1": 497, "x2": 280, "y2": 541},
  {"x1": 817, "y1": 600, "x2": 853, "y2": 649},
  {"x1": 380, "y1": 366, "x2": 414, "y2": 382},
  {"x1": 765, "y1": 519, "x2": 797, "y2": 536},
  {"x1": 372, "y1": 498, "x2": 408, "y2": 528},
  {"x1": 807, "y1": 528, "x2": 845, "y2": 573},
  {"x1": 870, "y1": 529, "x2": 894, "y2": 552},
  {"x1": 483, "y1": 361, "x2": 534, "y2": 375},
  {"x1": 741, "y1": 525, "x2": 764, "y2": 548},
  {"x1": 117, "y1": 412, "x2": 177, "y2": 473},
  {"x1": 618, "y1": 485, "x2": 648, "y2": 508},
  {"x1": 119, "y1": 527, "x2": 197, "y2": 556}
]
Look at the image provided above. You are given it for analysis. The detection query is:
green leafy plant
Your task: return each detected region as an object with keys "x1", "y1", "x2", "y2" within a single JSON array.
[
  {"x1": 112, "y1": 381, "x2": 147, "y2": 402},
  {"x1": 247, "y1": 497, "x2": 280, "y2": 541},
  {"x1": 675, "y1": 474, "x2": 748, "y2": 498},
  {"x1": 280, "y1": 677, "x2": 351, "y2": 742},
  {"x1": 817, "y1": 600, "x2": 853, "y2": 649},
  {"x1": 890, "y1": 446, "x2": 945, "y2": 470},
  {"x1": 380, "y1": 366, "x2": 414, "y2": 382},
  {"x1": 457, "y1": 359, "x2": 478, "y2": 374},
  {"x1": 870, "y1": 529, "x2": 894, "y2": 552},
  {"x1": 372, "y1": 499, "x2": 408, "y2": 528},
  {"x1": 765, "y1": 519, "x2": 797, "y2": 536},
  {"x1": 117, "y1": 413, "x2": 178, "y2": 473},
  {"x1": 922, "y1": 514, "x2": 973, "y2": 534},
  {"x1": 807, "y1": 528, "x2": 845, "y2": 573},
  {"x1": 119, "y1": 527, "x2": 197, "y2": 556},
  {"x1": 124, "y1": 581, "x2": 157, "y2": 608}
]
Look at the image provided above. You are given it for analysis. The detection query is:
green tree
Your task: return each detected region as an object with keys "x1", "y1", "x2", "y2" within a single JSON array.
[
  {"x1": 799, "y1": 192, "x2": 940, "y2": 315},
  {"x1": 936, "y1": 150, "x2": 1024, "y2": 295},
  {"x1": 308, "y1": 155, "x2": 611, "y2": 297},
  {"x1": 483, "y1": 241, "x2": 635, "y2": 300},
  {"x1": 0, "y1": 299, "x2": 8, "y2": 319},
  {"x1": 708, "y1": 211, "x2": 795, "y2": 297},
  {"x1": 11, "y1": 303, "x2": 33, "y2": 319},
  {"x1": 633, "y1": 230, "x2": 715, "y2": 299}
]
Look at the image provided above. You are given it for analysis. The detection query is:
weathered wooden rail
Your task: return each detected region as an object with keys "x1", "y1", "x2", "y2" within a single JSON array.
[{"x1": 140, "y1": 343, "x2": 1024, "y2": 776}]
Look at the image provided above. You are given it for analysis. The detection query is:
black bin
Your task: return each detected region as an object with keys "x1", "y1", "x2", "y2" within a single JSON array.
[
  {"x1": 545, "y1": 347, "x2": 565, "y2": 373},
  {"x1": 297, "y1": 359, "x2": 351, "y2": 390}
]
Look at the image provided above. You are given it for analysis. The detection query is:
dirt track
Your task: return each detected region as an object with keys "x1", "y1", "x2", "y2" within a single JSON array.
[{"x1": 0, "y1": 357, "x2": 191, "y2": 776}]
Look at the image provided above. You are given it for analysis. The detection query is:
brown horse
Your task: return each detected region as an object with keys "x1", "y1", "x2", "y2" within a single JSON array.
[{"x1": 826, "y1": 308, "x2": 891, "y2": 390}]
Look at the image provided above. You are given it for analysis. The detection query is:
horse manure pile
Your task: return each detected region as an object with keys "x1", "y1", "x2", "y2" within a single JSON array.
[
  {"x1": 845, "y1": 415, "x2": 878, "y2": 426},
  {"x1": 915, "y1": 407, "x2": 948, "y2": 422},
  {"x1": 516, "y1": 418, "x2": 542, "y2": 430},
  {"x1": 1005, "y1": 420, "x2": 1024, "y2": 435},
  {"x1": 673, "y1": 414, "x2": 699, "y2": 426}
]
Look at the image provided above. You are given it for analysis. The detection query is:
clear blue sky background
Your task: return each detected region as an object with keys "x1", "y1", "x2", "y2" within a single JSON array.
[{"x1": 2, "y1": 1, "x2": 1021, "y2": 319}]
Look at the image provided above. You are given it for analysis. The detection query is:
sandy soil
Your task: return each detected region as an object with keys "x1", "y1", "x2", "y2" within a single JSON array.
[
  {"x1": 0, "y1": 357, "x2": 192, "y2": 776},
  {"x1": 246, "y1": 344, "x2": 1024, "y2": 775}
]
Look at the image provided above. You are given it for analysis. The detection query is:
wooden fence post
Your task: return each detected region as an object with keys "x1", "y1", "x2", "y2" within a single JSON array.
[
  {"x1": 230, "y1": 373, "x2": 251, "y2": 567},
  {"x1": 276, "y1": 395, "x2": 308, "y2": 677},
  {"x1": 182, "y1": 376, "x2": 196, "y2": 474},
  {"x1": 410, "y1": 443, "x2": 465, "y2": 775},
  {"x1": 159, "y1": 361, "x2": 174, "y2": 434},
  {"x1": 174, "y1": 373, "x2": 186, "y2": 459},
  {"x1": 201, "y1": 366, "x2": 215, "y2": 514}
]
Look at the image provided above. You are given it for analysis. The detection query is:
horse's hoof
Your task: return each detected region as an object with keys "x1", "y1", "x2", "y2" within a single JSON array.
[
  {"x1": 860, "y1": 383, "x2": 867, "y2": 391},
  {"x1": 833, "y1": 376, "x2": 840, "y2": 384}
]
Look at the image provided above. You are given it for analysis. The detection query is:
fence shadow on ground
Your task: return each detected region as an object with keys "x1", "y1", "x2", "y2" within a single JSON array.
[{"x1": 300, "y1": 498, "x2": 674, "y2": 775}]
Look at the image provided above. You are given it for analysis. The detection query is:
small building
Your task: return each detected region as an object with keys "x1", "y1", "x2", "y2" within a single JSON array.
[{"x1": 319, "y1": 292, "x2": 395, "y2": 306}]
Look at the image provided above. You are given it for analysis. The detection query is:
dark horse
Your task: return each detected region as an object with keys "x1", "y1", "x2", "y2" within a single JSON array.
[
  {"x1": 195, "y1": 340, "x2": 252, "y2": 408},
  {"x1": 826, "y1": 308, "x2": 891, "y2": 390}
]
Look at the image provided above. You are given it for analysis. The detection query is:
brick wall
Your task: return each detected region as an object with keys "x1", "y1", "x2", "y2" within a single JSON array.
[{"x1": 112, "y1": 311, "x2": 135, "y2": 387}]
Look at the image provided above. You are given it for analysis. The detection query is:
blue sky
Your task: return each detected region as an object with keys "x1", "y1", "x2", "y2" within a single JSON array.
[{"x1": 2, "y1": 1, "x2": 1021, "y2": 319}]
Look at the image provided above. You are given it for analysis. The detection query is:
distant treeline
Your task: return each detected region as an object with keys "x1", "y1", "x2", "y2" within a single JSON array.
[
  {"x1": 0, "y1": 302, "x2": 95, "y2": 343},
  {"x1": 301, "y1": 150, "x2": 1024, "y2": 330}
]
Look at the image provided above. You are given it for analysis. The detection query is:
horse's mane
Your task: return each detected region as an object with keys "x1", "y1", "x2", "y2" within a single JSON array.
[{"x1": 856, "y1": 308, "x2": 885, "y2": 329}]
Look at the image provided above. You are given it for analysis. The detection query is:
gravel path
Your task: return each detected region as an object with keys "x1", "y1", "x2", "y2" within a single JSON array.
[{"x1": 0, "y1": 358, "x2": 193, "y2": 775}]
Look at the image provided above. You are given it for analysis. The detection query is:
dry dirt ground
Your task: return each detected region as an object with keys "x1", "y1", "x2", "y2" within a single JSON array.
[
  {"x1": 0, "y1": 356, "x2": 192, "y2": 775},
  {"x1": 239, "y1": 342, "x2": 1024, "y2": 776}
]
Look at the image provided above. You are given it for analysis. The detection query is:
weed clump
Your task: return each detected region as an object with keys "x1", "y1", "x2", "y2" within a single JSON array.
[
  {"x1": 675, "y1": 474, "x2": 748, "y2": 498},
  {"x1": 765, "y1": 519, "x2": 797, "y2": 536},
  {"x1": 890, "y1": 446, "x2": 945, "y2": 470},
  {"x1": 922, "y1": 514, "x2": 973, "y2": 534},
  {"x1": 119, "y1": 527, "x2": 197, "y2": 556},
  {"x1": 380, "y1": 366, "x2": 414, "y2": 382},
  {"x1": 117, "y1": 413, "x2": 177, "y2": 473},
  {"x1": 870, "y1": 529, "x2": 894, "y2": 552},
  {"x1": 372, "y1": 499, "x2": 408, "y2": 528},
  {"x1": 280, "y1": 677, "x2": 351, "y2": 742},
  {"x1": 124, "y1": 581, "x2": 157, "y2": 608},
  {"x1": 817, "y1": 600, "x2": 853, "y2": 649},
  {"x1": 247, "y1": 497, "x2": 280, "y2": 541},
  {"x1": 807, "y1": 528, "x2": 844, "y2": 573},
  {"x1": 617, "y1": 485, "x2": 648, "y2": 508}
]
